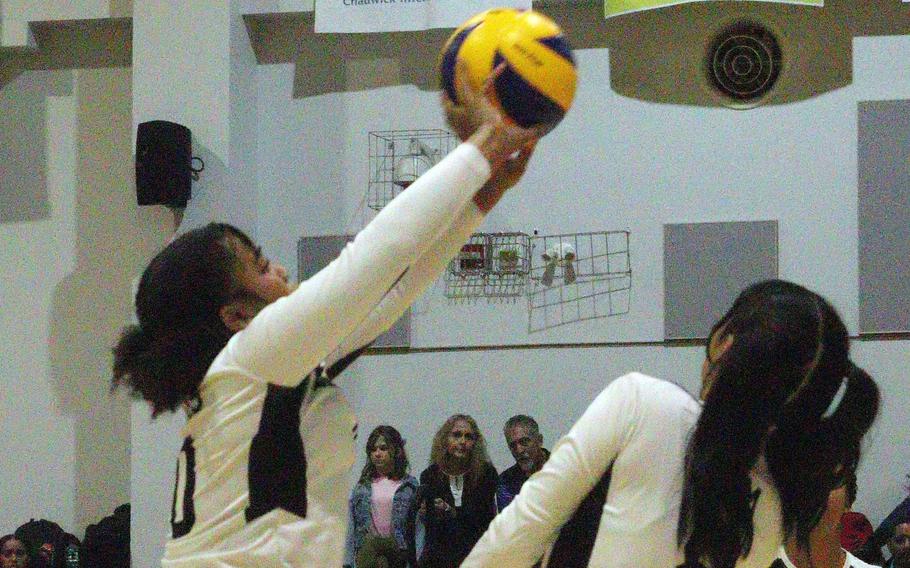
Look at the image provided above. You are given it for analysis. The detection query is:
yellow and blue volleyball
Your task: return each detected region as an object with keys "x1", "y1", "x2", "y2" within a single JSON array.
[{"x1": 439, "y1": 8, "x2": 577, "y2": 129}]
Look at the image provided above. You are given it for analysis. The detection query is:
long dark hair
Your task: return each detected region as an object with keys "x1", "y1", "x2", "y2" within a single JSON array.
[
  {"x1": 358, "y1": 425, "x2": 410, "y2": 484},
  {"x1": 112, "y1": 223, "x2": 255, "y2": 416},
  {"x1": 678, "y1": 279, "x2": 879, "y2": 568}
]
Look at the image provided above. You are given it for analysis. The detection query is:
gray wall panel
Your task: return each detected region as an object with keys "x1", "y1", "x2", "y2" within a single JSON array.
[
  {"x1": 664, "y1": 221, "x2": 779, "y2": 340},
  {"x1": 858, "y1": 100, "x2": 910, "y2": 333},
  {"x1": 297, "y1": 235, "x2": 411, "y2": 348}
]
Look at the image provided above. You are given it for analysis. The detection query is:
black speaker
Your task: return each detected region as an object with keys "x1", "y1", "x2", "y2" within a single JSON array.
[{"x1": 136, "y1": 120, "x2": 192, "y2": 207}]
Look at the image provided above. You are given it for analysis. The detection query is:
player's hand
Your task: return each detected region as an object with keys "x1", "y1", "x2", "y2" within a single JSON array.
[
  {"x1": 472, "y1": 141, "x2": 537, "y2": 212},
  {"x1": 442, "y1": 58, "x2": 489, "y2": 142},
  {"x1": 442, "y1": 80, "x2": 473, "y2": 143},
  {"x1": 443, "y1": 60, "x2": 549, "y2": 169}
]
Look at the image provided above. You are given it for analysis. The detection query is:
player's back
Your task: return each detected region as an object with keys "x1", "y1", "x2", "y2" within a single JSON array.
[{"x1": 161, "y1": 363, "x2": 357, "y2": 567}]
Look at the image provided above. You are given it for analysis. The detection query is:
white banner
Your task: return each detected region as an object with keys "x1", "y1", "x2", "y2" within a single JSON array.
[{"x1": 315, "y1": 0, "x2": 532, "y2": 33}]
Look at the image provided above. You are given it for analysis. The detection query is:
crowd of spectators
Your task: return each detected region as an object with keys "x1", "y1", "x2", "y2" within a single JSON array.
[
  {"x1": 2, "y1": 504, "x2": 128, "y2": 568},
  {"x1": 343, "y1": 415, "x2": 910, "y2": 568}
]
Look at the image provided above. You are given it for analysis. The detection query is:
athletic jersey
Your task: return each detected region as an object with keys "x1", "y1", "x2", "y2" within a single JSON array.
[
  {"x1": 776, "y1": 546, "x2": 881, "y2": 568},
  {"x1": 161, "y1": 143, "x2": 493, "y2": 567},
  {"x1": 462, "y1": 373, "x2": 785, "y2": 568},
  {"x1": 840, "y1": 551, "x2": 880, "y2": 568}
]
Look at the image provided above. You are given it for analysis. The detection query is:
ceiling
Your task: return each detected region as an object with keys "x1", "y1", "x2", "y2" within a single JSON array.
[{"x1": 244, "y1": 0, "x2": 910, "y2": 105}]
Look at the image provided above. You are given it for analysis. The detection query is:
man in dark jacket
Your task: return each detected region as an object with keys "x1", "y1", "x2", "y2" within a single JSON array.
[
  {"x1": 885, "y1": 522, "x2": 910, "y2": 568},
  {"x1": 496, "y1": 415, "x2": 549, "y2": 513}
]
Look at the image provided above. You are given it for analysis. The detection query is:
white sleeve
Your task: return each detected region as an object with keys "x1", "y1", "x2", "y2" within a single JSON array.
[
  {"x1": 322, "y1": 201, "x2": 485, "y2": 368},
  {"x1": 461, "y1": 374, "x2": 643, "y2": 568},
  {"x1": 216, "y1": 143, "x2": 490, "y2": 387}
]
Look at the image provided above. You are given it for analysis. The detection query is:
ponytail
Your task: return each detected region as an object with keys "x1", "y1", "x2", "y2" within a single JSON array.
[
  {"x1": 113, "y1": 322, "x2": 230, "y2": 416},
  {"x1": 767, "y1": 363, "x2": 879, "y2": 546},
  {"x1": 678, "y1": 280, "x2": 879, "y2": 568},
  {"x1": 679, "y1": 325, "x2": 806, "y2": 568},
  {"x1": 111, "y1": 223, "x2": 254, "y2": 417}
]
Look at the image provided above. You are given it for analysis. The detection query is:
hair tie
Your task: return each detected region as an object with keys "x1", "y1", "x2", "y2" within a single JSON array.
[{"x1": 822, "y1": 373, "x2": 850, "y2": 419}]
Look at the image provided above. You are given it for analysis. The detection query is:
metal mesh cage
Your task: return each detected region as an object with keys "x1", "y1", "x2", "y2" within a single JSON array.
[
  {"x1": 444, "y1": 232, "x2": 532, "y2": 301},
  {"x1": 368, "y1": 129, "x2": 458, "y2": 211},
  {"x1": 527, "y1": 231, "x2": 632, "y2": 332}
]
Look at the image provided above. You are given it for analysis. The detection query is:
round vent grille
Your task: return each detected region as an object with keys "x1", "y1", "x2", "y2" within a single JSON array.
[{"x1": 708, "y1": 22, "x2": 782, "y2": 107}]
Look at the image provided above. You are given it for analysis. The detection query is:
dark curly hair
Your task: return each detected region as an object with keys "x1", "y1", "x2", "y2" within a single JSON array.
[{"x1": 112, "y1": 223, "x2": 256, "y2": 416}]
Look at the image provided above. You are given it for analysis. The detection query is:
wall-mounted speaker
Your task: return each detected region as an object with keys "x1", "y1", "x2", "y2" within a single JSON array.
[
  {"x1": 135, "y1": 120, "x2": 192, "y2": 208},
  {"x1": 707, "y1": 21, "x2": 782, "y2": 108}
]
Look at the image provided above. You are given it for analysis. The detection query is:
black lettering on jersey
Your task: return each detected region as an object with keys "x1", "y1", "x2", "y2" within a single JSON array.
[
  {"x1": 545, "y1": 461, "x2": 615, "y2": 567},
  {"x1": 246, "y1": 382, "x2": 308, "y2": 522},
  {"x1": 749, "y1": 487, "x2": 762, "y2": 516},
  {"x1": 323, "y1": 345, "x2": 370, "y2": 381},
  {"x1": 171, "y1": 436, "x2": 197, "y2": 538}
]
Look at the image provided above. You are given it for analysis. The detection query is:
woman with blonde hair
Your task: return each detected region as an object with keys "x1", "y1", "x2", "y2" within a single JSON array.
[{"x1": 417, "y1": 414, "x2": 497, "y2": 568}]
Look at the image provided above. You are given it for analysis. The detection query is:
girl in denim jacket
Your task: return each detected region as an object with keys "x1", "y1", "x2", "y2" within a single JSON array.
[{"x1": 346, "y1": 426, "x2": 419, "y2": 568}]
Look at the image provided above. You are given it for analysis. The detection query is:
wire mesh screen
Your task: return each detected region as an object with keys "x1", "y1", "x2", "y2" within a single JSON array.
[
  {"x1": 444, "y1": 232, "x2": 532, "y2": 301},
  {"x1": 527, "y1": 231, "x2": 632, "y2": 332},
  {"x1": 368, "y1": 129, "x2": 458, "y2": 211}
]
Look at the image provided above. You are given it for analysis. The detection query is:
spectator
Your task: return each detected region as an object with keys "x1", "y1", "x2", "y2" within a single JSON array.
[
  {"x1": 840, "y1": 471, "x2": 884, "y2": 565},
  {"x1": 0, "y1": 535, "x2": 29, "y2": 568},
  {"x1": 497, "y1": 415, "x2": 549, "y2": 512},
  {"x1": 886, "y1": 523, "x2": 910, "y2": 568},
  {"x1": 345, "y1": 426, "x2": 419, "y2": 568},
  {"x1": 81, "y1": 503, "x2": 130, "y2": 568},
  {"x1": 875, "y1": 475, "x2": 910, "y2": 555},
  {"x1": 842, "y1": 512, "x2": 881, "y2": 565},
  {"x1": 14, "y1": 520, "x2": 78, "y2": 568},
  {"x1": 417, "y1": 414, "x2": 497, "y2": 568}
]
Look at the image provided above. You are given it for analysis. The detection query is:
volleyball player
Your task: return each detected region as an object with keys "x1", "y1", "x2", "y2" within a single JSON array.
[
  {"x1": 463, "y1": 280, "x2": 880, "y2": 568},
  {"x1": 113, "y1": 66, "x2": 545, "y2": 566}
]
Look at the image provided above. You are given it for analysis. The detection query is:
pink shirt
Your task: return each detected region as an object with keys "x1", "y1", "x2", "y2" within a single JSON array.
[{"x1": 371, "y1": 477, "x2": 403, "y2": 537}]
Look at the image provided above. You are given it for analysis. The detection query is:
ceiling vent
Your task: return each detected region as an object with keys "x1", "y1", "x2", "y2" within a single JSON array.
[{"x1": 707, "y1": 21, "x2": 782, "y2": 108}]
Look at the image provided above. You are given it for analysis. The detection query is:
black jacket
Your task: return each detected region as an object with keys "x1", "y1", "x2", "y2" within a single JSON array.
[{"x1": 417, "y1": 462, "x2": 498, "y2": 568}]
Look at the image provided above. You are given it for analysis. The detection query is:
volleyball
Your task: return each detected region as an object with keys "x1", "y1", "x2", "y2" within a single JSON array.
[{"x1": 439, "y1": 8, "x2": 577, "y2": 129}]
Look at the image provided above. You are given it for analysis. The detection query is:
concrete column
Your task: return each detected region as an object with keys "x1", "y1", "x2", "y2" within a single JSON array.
[
  {"x1": 132, "y1": 1, "x2": 258, "y2": 238},
  {"x1": 130, "y1": 4, "x2": 260, "y2": 564}
]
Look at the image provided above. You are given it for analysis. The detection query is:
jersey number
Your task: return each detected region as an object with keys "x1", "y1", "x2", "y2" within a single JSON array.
[
  {"x1": 749, "y1": 487, "x2": 762, "y2": 516},
  {"x1": 171, "y1": 437, "x2": 197, "y2": 538}
]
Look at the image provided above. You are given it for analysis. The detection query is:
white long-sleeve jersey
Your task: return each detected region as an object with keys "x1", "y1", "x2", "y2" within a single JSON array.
[
  {"x1": 778, "y1": 546, "x2": 880, "y2": 568},
  {"x1": 161, "y1": 143, "x2": 492, "y2": 567},
  {"x1": 462, "y1": 373, "x2": 784, "y2": 568}
]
